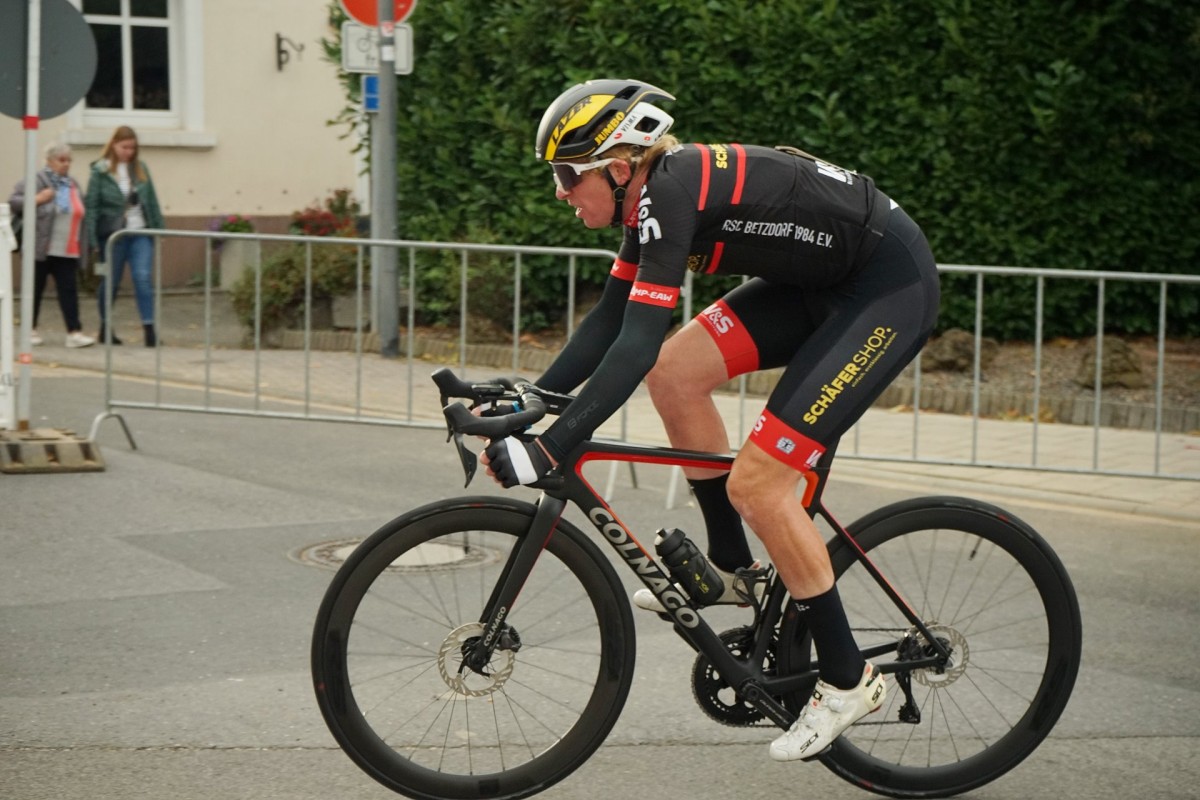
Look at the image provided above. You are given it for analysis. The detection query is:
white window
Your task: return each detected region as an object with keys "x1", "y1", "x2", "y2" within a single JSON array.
[
  {"x1": 67, "y1": 0, "x2": 211, "y2": 147},
  {"x1": 84, "y1": 0, "x2": 172, "y2": 114}
]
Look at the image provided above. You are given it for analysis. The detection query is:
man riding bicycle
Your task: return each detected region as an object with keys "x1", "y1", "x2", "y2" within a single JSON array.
[{"x1": 481, "y1": 78, "x2": 940, "y2": 761}]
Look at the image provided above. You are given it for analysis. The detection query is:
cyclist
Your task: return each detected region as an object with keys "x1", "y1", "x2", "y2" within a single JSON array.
[{"x1": 481, "y1": 78, "x2": 939, "y2": 760}]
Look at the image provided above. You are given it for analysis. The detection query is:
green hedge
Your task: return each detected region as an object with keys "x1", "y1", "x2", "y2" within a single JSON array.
[{"x1": 323, "y1": 0, "x2": 1199, "y2": 339}]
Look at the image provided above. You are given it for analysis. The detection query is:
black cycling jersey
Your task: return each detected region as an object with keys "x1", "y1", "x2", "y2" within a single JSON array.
[
  {"x1": 537, "y1": 143, "x2": 937, "y2": 468},
  {"x1": 623, "y1": 143, "x2": 891, "y2": 290}
]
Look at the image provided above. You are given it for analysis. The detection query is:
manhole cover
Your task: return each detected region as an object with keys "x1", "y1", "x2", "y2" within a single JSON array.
[{"x1": 293, "y1": 538, "x2": 503, "y2": 572}]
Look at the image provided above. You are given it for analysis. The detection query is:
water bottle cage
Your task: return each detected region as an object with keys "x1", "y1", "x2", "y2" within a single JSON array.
[{"x1": 732, "y1": 563, "x2": 774, "y2": 613}]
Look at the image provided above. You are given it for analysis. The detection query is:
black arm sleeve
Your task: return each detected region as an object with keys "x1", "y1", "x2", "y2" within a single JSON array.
[
  {"x1": 540, "y1": 299, "x2": 674, "y2": 462},
  {"x1": 535, "y1": 271, "x2": 633, "y2": 394}
]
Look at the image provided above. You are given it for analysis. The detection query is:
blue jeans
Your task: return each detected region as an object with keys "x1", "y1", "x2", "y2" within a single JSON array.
[{"x1": 97, "y1": 234, "x2": 155, "y2": 325}]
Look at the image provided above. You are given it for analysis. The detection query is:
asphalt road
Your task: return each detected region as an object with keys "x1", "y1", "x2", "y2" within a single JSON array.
[{"x1": 2, "y1": 371, "x2": 1198, "y2": 800}]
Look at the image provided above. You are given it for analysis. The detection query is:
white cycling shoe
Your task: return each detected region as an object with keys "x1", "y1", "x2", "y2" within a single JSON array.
[
  {"x1": 769, "y1": 662, "x2": 886, "y2": 761},
  {"x1": 632, "y1": 561, "x2": 764, "y2": 612}
]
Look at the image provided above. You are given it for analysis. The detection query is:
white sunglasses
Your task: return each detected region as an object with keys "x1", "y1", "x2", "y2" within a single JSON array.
[{"x1": 550, "y1": 158, "x2": 616, "y2": 190}]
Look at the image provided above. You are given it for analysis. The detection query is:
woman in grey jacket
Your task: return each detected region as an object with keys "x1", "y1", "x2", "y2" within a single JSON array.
[
  {"x1": 6, "y1": 142, "x2": 95, "y2": 348},
  {"x1": 85, "y1": 126, "x2": 165, "y2": 346}
]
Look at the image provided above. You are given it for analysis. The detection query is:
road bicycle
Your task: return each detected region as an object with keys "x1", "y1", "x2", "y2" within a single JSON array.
[{"x1": 312, "y1": 370, "x2": 1082, "y2": 800}]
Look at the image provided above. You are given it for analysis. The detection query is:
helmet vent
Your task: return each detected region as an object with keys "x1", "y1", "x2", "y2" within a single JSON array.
[{"x1": 591, "y1": 110, "x2": 619, "y2": 135}]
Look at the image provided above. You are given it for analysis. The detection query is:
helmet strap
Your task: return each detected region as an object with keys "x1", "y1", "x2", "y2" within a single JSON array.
[{"x1": 603, "y1": 168, "x2": 629, "y2": 228}]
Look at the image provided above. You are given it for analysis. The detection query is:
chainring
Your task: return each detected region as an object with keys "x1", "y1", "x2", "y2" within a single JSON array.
[{"x1": 691, "y1": 626, "x2": 776, "y2": 727}]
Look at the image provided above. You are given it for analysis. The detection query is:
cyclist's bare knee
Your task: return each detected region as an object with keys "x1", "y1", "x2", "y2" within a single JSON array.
[
  {"x1": 644, "y1": 354, "x2": 682, "y2": 402},
  {"x1": 647, "y1": 323, "x2": 727, "y2": 404},
  {"x1": 727, "y1": 445, "x2": 802, "y2": 527}
]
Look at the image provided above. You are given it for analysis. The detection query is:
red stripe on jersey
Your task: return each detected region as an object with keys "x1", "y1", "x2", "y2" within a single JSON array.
[
  {"x1": 705, "y1": 241, "x2": 725, "y2": 274},
  {"x1": 610, "y1": 258, "x2": 637, "y2": 281},
  {"x1": 628, "y1": 281, "x2": 679, "y2": 308},
  {"x1": 748, "y1": 410, "x2": 826, "y2": 473},
  {"x1": 731, "y1": 143, "x2": 747, "y2": 204},
  {"x1": 697, "y1": 300, "x2": 759, "y2": 378},
  {"x1": 695, "y1": 143, "x2": 712, "y2": 211}
]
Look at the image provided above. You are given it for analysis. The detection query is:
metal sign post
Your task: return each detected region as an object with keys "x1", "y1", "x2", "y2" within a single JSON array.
[
  {"x1": 1, "y1": 0, "x2": 96, "y2": 431},
  {"x1": 0, "y1": 0, "x2": 103, "y2": 471},
  {"x1": 339, "y1": 0, "x2": 415, "y2": 358},
  {"x1": 373, "y1": 1, "x2": 400, "y2": 357},
  {"x1": 15, "y1": 0, "x2": 42, "y2": 430}
]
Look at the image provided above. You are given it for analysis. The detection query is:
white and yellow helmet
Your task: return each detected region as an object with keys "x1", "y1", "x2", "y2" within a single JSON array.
[{"x1": 535, "y1": 79, "x2": 675, "y2": 164}]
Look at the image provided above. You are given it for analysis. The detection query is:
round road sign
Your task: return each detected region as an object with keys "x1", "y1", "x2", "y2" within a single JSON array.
[
  {"x1": 339, "y1": 0, "x2": 417, "y2": 26},
  {"x1": 0, "y1": 0, "x2": 98, "y2": 121}
]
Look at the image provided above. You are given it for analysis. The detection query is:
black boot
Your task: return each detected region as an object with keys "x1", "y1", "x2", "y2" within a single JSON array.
[
  {"x1": 97, "y1": 323, "x2": 123, "y2": 345},
  {"x1": 143, "y1": 324, "x2": 158, "y2": 348}
]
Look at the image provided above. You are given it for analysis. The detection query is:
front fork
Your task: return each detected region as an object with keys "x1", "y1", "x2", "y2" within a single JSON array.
[{"x1": 461, "y1": 493, "x2": 565, "y2": 675}]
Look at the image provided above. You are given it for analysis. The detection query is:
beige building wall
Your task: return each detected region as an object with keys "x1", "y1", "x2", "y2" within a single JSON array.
[{"x1": 3, "y1": 0, "x2": 362, "y2": 288}]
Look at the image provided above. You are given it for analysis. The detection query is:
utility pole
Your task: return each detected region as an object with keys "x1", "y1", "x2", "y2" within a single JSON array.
[{"x1": 373, "y1": 0, "x2": 400, "y2": 357}]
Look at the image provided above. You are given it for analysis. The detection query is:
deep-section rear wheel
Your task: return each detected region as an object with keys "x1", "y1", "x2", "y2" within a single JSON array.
[{"x1": 780, "y1": 497, "x2": 1081, "y2": 798}]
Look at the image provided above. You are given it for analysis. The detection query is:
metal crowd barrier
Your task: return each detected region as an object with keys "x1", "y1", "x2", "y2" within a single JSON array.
[
  {"x1": 89, "y1": 229, "x2": 1199, "y2": 481},
  {"x1": 89, "y1": 230, "x2": 618, "y2": 445}
]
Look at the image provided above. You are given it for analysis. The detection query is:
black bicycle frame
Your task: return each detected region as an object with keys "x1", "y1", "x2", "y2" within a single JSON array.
[{"x1": 466, "y1": 436, "x2": 953, "y2": 727}]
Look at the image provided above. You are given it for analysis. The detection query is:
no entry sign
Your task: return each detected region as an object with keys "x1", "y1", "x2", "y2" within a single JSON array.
[{"x1": 339, "y1": 0, "x2": 417, "y2": 27}]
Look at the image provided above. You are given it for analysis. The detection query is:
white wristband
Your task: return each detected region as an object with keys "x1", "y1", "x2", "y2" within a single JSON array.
[{"x1": 504, "y1": 439, "x2": 540, "y2": 485}]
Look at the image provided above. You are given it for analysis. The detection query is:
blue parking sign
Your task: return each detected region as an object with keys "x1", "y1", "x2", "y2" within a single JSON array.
[{"x1": 363, "y1": 75, "x2": 379, "y2": 113}]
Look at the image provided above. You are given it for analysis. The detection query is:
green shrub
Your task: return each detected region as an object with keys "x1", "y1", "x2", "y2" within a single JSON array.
[
  {"x1": 230, "y1": 241, "x2": 364, "y2": 332},
  {"x1": 321, "y1": 0, "x2": 1199, "y2": 339},
  {"x1": 230, "y1": 189, "x2": 367, "y2": 333}
]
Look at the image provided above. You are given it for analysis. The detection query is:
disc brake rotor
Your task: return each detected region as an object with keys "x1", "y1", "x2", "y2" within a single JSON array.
[
  {"x1": 912, "y1": 623, "x2": 970, "y2": 688},
  {"x1": 437, "y1": 622, "x2": 516, "y2": 697}
]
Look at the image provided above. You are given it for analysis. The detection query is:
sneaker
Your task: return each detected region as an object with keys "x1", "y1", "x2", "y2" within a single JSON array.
[
  {"x1": 29, "y1": 329, "x2": 43, "y2": 346},
  {"x1": 65, "y1": 331, "x2": 96, "y2": 348},
  {"x1": 769, "y1": 662, "x2": 886, "y2": 762},
  {"x1": 632, "y1": 561, "x2": 765, "y2": 612}
]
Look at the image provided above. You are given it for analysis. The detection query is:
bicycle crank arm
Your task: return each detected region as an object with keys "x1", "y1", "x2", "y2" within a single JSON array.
[{"x1": 738, "y1": 681, "x2": 796, "y2": 730}]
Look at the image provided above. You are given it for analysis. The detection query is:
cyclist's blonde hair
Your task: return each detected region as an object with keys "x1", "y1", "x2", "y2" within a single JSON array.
[{"x1": 605, "y1": 133, "x2": 681, "y2": 178}]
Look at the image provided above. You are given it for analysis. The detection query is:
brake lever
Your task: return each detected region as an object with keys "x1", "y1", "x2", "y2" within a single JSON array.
[{"x1": 451, "y1": 431, "x2": 478, "y2": 487}]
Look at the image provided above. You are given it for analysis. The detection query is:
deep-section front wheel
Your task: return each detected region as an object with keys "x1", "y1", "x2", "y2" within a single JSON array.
[
  {"x1": 312, "y1": 497, "x2": 636, "y2": 800},
  {"x1": 780, "y1": 497, "x2": 1081, "y2": 798}
]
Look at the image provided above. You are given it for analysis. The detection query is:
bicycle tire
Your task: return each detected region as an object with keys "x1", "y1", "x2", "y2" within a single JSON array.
[
  {"x1": 312, "y1": 497, "x2": 636, "y2": 800},
  {"x1": 778, "y1": 496, "x2": 1081, "y2": 798}
]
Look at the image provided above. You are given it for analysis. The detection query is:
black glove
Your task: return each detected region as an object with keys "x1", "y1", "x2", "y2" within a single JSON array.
[{"x1": 484, "y1": 436, "x2": 553, "y2": 488}]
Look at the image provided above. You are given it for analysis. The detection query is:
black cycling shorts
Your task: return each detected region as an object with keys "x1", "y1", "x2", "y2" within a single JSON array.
[{"x1": 695, "y1": 205, "x2": 940, "y2": 471}]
